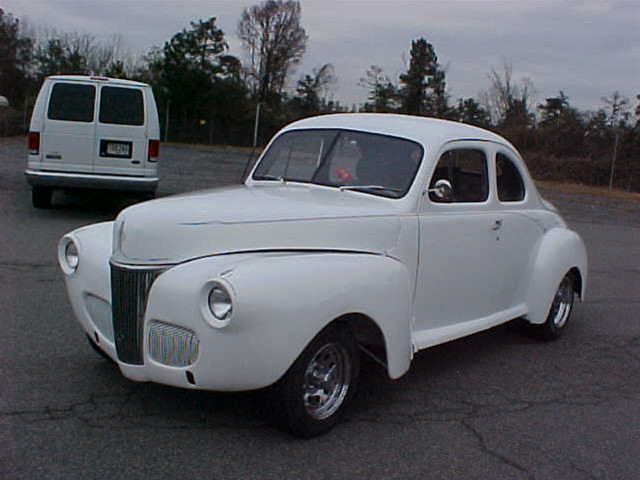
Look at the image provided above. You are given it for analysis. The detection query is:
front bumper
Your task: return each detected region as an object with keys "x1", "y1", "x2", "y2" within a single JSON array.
[{"x1": 25, "y1": 169, "x2": 158, "y2": 192}]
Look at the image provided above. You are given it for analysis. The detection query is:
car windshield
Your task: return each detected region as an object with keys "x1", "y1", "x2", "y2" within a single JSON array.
[{"x1": 252, "y1": 129, "x2": 423, "y2": 198}]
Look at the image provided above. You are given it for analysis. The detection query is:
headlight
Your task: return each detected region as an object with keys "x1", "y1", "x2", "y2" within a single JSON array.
[
  {"x1": 208, "y1": 284, "x2": 233, "y2": 320},
  {"x1": 202, "y1": 281, "x2": 234, "y2": 328},
  {"x1": 65, "y1": 241, "x2": 79, "y2": 270},
  {"x1": 59, "y1": 236, "x2": 80, "y2": 274}
]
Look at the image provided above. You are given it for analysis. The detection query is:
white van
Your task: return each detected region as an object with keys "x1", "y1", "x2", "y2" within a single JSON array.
[{"x1": 25, "y1": 76, "x2": 160, "y2": 208}]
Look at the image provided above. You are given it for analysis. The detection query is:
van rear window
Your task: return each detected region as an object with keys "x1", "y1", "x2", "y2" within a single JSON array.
[
  {"x1": 99, "y1": 87, "x2": 144, "y2": 126},
  {"x1": 47, "y1": 83, "x2": 96, "y2": 122}
]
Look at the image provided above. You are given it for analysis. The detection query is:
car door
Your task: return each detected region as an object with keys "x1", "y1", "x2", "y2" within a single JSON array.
[
  {"x1": 491, "y1": 148, "x2": 544, "y2": 310},
  {"x1": 413, "y1": 142, "x2": 506, "y2": 342},
  {"x1": 94, "y1": 84, "x2": 147, "y2": 176},
  {"x1": 41, "y1": 81, "x2": 96, "y2": 173}
]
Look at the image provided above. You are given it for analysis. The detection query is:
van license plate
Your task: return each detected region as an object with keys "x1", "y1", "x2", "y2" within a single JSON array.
[{"x1": 106, "y1": 142, "x2": 130, "y2": 157}]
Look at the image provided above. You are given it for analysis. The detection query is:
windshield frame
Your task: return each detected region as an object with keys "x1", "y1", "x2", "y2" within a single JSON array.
[{"x1": 250, "y1": 128, "x2": 425, "y2": 199}]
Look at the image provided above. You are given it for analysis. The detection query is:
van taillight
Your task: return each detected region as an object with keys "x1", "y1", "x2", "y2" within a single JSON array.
[
  {"x1": 28, "y1": 132, "x2": 40, "y2": 155},
  {"x1": 148, "y1": 139, "x2": 159, "y2": 161}
]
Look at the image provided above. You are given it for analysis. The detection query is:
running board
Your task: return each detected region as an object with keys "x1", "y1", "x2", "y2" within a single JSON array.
[{"x1": 412, "y1": 304, "x2": 528, "y2": 352}]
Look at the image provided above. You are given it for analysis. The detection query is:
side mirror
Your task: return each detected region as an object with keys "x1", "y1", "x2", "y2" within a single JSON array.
[{"x1": 428, "y1": 179, "x2": 453, "y2": 200}]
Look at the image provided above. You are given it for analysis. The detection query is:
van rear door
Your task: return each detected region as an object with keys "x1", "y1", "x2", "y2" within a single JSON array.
[
  {"x1": 41, "y1": 81, "x2": 96, "y2": 173},
  {"x1": 94, "y1": 85, "x2": 147, "y2": 176}
]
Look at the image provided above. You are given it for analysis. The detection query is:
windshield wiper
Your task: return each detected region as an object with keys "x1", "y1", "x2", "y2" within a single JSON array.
[
  {"x1": 253, "y1": 174, "x2": 285, "y2": 182},
  {"x1": 339, "y1": 185, "x2": 402, "y2": 193}
]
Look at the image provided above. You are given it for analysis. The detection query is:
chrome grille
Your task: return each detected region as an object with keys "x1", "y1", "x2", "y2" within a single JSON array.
[
  {"x1": 110, "y1": 263, "x2": 164, "y2": 365},
  {"x1": 148, "y1": 321, "x2": 200, "y2": 367}
]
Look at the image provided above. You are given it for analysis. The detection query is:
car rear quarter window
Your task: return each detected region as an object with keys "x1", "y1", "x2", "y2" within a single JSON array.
[
  {"x1": 99, "y1": 86, "x2": 144, "y2": 126},
  {"x1": 429, "y1": 148, "x2": 489, "y2": 203},
  {"x1": 496, "y1": 153, "x2": 525, "y2": 202},
  {"x1": 47, "y1": 83, "x2": 96, "y2": 122}
]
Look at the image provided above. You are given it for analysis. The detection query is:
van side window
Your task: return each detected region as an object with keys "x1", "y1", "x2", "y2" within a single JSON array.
[
  {"x1": 496, "y1": 153, "x2": 525, "y2": 202},
  {"x1": 47, "y1": 83, "x2": 95, "y2": 122},
  {"x1": 99, "y1": 87, "x2": 144, "y2": 126},
  {"x1": 429, "y1": 148, "x2": 488, "y2": 203}
]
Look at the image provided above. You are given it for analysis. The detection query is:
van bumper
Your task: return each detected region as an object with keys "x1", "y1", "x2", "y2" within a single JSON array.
[{"x1": 25, "y1": 169, "x2": 158, "y2": 192}]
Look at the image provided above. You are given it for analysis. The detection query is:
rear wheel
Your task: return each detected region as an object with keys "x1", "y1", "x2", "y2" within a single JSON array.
[
  {"x1": 534, "y1": 273, "x2": 575, "y2": 340},
  {"x1": 271, "y1": 325, "x2": 360, "y2": 438},
  {"x1": 32, "y1": 187, "x2": 52, "y2": 208}
]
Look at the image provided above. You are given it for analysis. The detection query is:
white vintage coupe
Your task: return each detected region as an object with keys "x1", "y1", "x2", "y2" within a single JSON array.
[{"x1": 59, "y1": 114, "x2": 587, "y2": 437}]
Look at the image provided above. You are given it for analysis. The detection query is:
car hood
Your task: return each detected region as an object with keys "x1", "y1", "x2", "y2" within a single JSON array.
[{"x1": 112, "y1": 184, "x2": 410, "y2": 264}]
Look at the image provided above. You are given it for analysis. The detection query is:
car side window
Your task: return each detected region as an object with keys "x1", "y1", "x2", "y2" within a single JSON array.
[
  {"x1": 496, "y1": 153, "x2": 525, "y2": 202},
  {"x1": 429, "y1": 148, "x2": 488, "y2": 203}
]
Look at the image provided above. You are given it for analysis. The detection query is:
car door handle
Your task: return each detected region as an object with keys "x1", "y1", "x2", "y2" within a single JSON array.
[{"x1": 492, "y1": 219, "x2": 503, "y2": 230}]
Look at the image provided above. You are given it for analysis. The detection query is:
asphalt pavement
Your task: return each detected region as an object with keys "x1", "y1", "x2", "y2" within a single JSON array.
[{"x1": 1, "y1": 136, "x2": 639, "y2": 479}]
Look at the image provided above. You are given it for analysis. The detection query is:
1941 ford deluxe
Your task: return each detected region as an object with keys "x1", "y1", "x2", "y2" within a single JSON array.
[{"x1": 58, "y1": 114, "x2": 587, "y2": 437}]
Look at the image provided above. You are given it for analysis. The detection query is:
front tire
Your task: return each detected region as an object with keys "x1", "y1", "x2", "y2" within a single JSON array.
[
  {"x1": 534, "y1": 273, "x2": 575, "y2": 340},
  {"x1": 32, "y1": 186, "x2": 52, "y2": 208},
  {"x1": 86, "y1": 335, "x2": 114, "y2": 362},
  {"x1": 271, "y1": 325, "x2": 360, "y2": 438}
]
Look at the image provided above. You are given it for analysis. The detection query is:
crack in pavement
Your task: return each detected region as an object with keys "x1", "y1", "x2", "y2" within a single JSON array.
[
  {"x1": 0, "y1": 387, "x2": 269, "y2": 432},
  {"x1": 461, "y1": 419, "x2": 532, "y2": 478}
]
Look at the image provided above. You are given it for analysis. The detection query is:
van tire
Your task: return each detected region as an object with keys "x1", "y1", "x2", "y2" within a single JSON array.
[{"x1": 32, "y1": 187, "x2": 52, "y2": 209}]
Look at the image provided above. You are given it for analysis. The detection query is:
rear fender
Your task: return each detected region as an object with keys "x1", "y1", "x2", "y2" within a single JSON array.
[{"x1": 524, "y1": 228, "x2": 587, "y2": 324}]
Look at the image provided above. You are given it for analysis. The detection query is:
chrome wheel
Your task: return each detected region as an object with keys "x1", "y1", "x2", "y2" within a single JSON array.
[
  {"x1": 303, "y1": 342, "x2": 351, "y2": 420},
  {"x1": 550, "y1": 276, "x2": 573, "y2": 328}
]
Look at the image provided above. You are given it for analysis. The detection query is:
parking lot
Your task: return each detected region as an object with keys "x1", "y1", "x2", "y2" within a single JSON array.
[{"x1": 1, "y1": 135, "x2": 639, "y2": 479}]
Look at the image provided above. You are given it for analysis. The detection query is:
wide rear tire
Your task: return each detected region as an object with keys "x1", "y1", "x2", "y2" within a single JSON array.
[
  {"x1": 270, "y1": 325, "x2": 360, "y2": 438},
  {"x1": 534, "y1": 273, "x2": 575, "y2": 340}
]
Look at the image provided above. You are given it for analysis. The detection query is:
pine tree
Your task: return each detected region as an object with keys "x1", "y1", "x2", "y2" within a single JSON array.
[{"x1": 399, "y1": 38, "x2": 448, "y2": 117}]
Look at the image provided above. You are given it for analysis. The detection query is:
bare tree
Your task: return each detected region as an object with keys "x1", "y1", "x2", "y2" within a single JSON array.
[
  {"x1": 602, "y1": 91, "x2": 629, "y2": 189},
  {"x1": 294, "y1": 63, "x2": 336, "y2": 114},
  {"x1": 481, "y1": 60, "x2": 535, "y2": 126},
  {"x1": 358, "y1": 65, "x2": 398, "y2": 112},
  {"x1": 238, "y1": 0, "x2": 307, "y2": 104},
  {"x1": 34, "y1": 29, "x2": 136, "y2": 78}
]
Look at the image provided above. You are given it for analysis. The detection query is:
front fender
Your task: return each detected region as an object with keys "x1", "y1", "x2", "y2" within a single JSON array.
[
  {"x1": 144, "y1": 252, "x2": 414, "y2": 391},
  {"x1": 59, "y1": 221, "x2": 116, "y2": 358},
  {"x1": 524, "y1": 227, "x2": 587, "y2": 324}
]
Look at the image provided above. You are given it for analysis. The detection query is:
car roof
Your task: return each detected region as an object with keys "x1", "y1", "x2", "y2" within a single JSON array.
[
  {"x1": 46, "y1": 75, "x2": 149, "y2": 88},
  {"x1": 283, "y1": 113, "x2": 517, "y2": 152}
]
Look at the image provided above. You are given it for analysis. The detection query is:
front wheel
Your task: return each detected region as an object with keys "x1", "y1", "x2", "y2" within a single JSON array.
[
  {"x1": 86, "y1": 334, "x2": 114, "y2": 362},
  {"x1": 271, "y1": 325, "x2": 360, "y2": 438},
  {"x1": 534, "y1": 273, "x2": 575, "y2": 340}
]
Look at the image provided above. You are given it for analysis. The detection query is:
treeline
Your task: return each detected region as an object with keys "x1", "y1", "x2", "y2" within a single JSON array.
[{"x1": 0, "y1": 2, "x2": 638, "y2": 190}]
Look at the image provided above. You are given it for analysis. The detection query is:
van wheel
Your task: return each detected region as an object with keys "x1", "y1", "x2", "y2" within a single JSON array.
[
  {"x1": 135, "y1": 191, "x2": 156, "y2": 202},
  {"x1": 270, "y1": 325, "x2": 360, "y2": 438},
  {"x1": 32, "y1": 187, "x2": 52, "y2": 208}
]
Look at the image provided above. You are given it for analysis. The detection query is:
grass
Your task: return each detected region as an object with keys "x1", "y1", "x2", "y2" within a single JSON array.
[
  {"x1": 535, "y1": 180, "x2": 640, "y2": 202},
  {"x1": 163, "y1": 141, "x2": 262, "y2": 154}
]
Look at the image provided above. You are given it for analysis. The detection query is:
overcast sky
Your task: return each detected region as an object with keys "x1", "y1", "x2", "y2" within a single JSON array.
[{"x1": 5, "y1": 0, "x2": 639, "y2": 112}]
